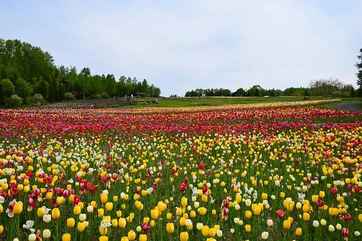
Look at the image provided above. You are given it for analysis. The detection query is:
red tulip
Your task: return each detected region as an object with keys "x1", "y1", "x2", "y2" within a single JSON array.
[
  {"x1": 198, "y1": 161, "x2": 206, "y2": 170},
  {"x1": 202, "y1": 184, "x2": 208, "y2": 194},
  {"x1": 141, "y1": 222, "x2": 151, "y2": 232},
  {"x1": 179, "y1": 180, "x2": 188, "y2": 192},
  {"x1": 276, "y1": 209, "x2": 286, "y2": 219},
  {"x1": 340, "y1": 213, "x2": 353, "y2": 222},
  {"x1": 316, "y1": 198, "x2": 324, "y2": 208},
  {"x1": 353, "y1": 185, "x2": 361, "y2": 193},
  {"x1": 341, "y1": 227, "x2": 349, "y2": 237},
  {"x1": 330, "y1": 186, "x2": 338, "y2": 195}
]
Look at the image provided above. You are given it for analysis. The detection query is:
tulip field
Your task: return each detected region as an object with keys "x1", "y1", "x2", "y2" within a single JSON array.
[{"x1": 0, "y1": 102, "x2": 361, "y2": 241}]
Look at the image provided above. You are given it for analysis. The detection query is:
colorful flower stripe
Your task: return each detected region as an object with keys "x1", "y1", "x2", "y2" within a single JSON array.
[
  {"x1": 0, "y1": 106, "x2": 361, "y2": 137},
  {"x1": 0, "y1": 104, "x2": 360, "y2": 241}
]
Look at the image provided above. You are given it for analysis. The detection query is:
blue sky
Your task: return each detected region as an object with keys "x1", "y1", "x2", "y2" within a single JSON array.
[{"x1": 1, "y1": 0, "x2": 361, "y2": 96}]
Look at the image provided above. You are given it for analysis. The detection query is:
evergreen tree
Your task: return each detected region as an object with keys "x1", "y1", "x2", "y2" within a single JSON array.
[{"x1": 357, "y1": 49, "x2": 362, "y2": 96}]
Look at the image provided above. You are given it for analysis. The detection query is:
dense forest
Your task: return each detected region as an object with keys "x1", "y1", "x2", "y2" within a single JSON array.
[{"x1": 0, "y1": 39, "x2": 160, "y2": 107}]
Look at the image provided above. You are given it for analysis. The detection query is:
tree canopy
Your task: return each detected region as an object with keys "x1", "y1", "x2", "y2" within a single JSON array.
[{"x1": 0, "y1": 39, "x2": 160, "y2": 106}]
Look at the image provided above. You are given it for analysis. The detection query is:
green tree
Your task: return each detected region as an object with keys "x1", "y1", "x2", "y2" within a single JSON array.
[
  {"x1": 32, "y1": 93, "x2": 45, "y2": 105},
  {"x1": 357, "y1": 49, "x2": 362, "y2": 96},
  {"x1": 79, "y1": 67, "x2": 91, "y2": 99},
  {"x1": 34, "y1": 78, "x2": 50, "y2": 100},
  {"x1": 246, "y1": 85, "x2": 266, "y2": 96},
  {"x1": 232, "y1": 88, "x2": 246, "y2": 96},
  {"x1": 283, "y1": 87, "x2": 306, "y2": 96},
  {"x1": 0, "y1": 79, "x2": 15, "y2": 103},
  {"x1": 0, "y1": 39, "x2": 162, "y2": 104},
  {"x1": 5, "y1": 94, "x2": 23, "y2": 107},
  {"x1": 310, "y1": 79, "x2": 342, "y2": 96},
  {"x1": 14, "y1": 78, "x2": 33, "y2": 98}
]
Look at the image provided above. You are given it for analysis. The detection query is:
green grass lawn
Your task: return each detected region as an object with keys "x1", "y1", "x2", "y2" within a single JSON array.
[
  {"x1": 49, "y1": 96, "x2": 361, "y2": 110},
  {"x1": 129, "y1": 96, "x2": 326, "y2": 108}
]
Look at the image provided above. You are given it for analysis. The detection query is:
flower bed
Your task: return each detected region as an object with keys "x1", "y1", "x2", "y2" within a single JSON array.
[{"x1": 0, "y1": 105, "x2": 360, "y2": 240}]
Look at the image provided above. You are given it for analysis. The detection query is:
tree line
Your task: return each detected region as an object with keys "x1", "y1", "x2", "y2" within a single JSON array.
[
  {"x1": 185, "y1": 80, "x2": 357, "y2": 97},
  {"x1": 0, "y1": 39, "x2": 160, "y2": 107},
  {"x1": 186, "y1": 49, "x2": 362, "y2": 98}
]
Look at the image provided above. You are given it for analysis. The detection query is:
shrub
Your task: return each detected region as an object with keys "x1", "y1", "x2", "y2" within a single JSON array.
[
  {"x1": 100, "y1": 92, "x2": 110, "y2": 99},
  {"x1": 64, "y1": 92, "x2": 76, "y2": 101},
  {"x1": 32, "y1": 93, "x2": 46, "y2": 105},
  {"x1": 5, "y1": 94, "x2": 23, "y2": 108},
  {"x1": 0, "y1": 79, "x2": 15, "y2": 104},
  {"x1": 93, "y1": 94, "x2": 102, "y2": 99}
]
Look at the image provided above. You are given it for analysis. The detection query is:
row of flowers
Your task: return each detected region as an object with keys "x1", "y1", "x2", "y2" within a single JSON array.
[
  {"x1": 0, "y1": 123, "x2": 361, "y2": 240},
  {"x1": 0, "y1": 106, "x2": 361, "y2": 137}
]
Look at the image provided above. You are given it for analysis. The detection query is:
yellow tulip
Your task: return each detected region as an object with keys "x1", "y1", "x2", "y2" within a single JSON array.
[
  {"x1": 328, "y1": 207, "x2": 339, "y2": 216},
  {"x1": 128, "y1": 230, "x2": 136, "y2": 241},
  {"x1": 208, "y1": 227, "x2": 217, "y2": 237},
  {"x1": 201, "y1": 225, "x2": 209, "y2": 237},
  {"x1": 135, "y1": 200, "x2": 143, "y2": 210},
  {"x1": 251, "y1": 203, "x2": 263, "y2": 215},
  {"x1": 245, "y1": 224, "x2": 251, "y2": 233},
  {"x1": 236, "y1": 193, "x2": 242, "y2": 203},
  {"x1": 66, "y1": 218, "x2": 76, "y2": 228},
  {"x1": 295, "y1": 227, "x2": 302, "y2": 236},
  {"x1": 283, "y1": 219, "x2": 291, "y2": 230},
  {"x1": 319, "y1": 191, "x2": 325, "y2": 198},
  {"x1": 62, "y1": 233, "x2": 71, "y2": 241},
  {"x1": 51, "y1": 208, "x2": 61, "y2": 219},
  {"x1": 56, "y1": 196, "x2": 65, "y2": 205},
  {"x1": 150, "y1": 208, "x2": 160, "y2": 220},
  {"x1": 100, "y1": 192, "x2": 108, "y2": 204},
  {"x1": 105, "y1": 202, "x2": 113, "y2": 211},
  {"x1": 98, "y1": 208, "x2": 104, "y2": 217},
  {"x1": 73, "y1": 205, "x2": 81, "y2": 215},
  {"x1": 179, "y1": 217, "x2": 187, "y2": 226},
  {"x1": 112, "y1": 219, "x2": 118, "y2": 227},
  {"x1": 197, "y1": 207, "x2": 207, "y2": 216},
  {"x1": 77, "y1": 222, "x2": 87, "y2": 232},
  {"x1": 37, "y1": 207, "x2": 46, "y2": 217},
  {"x1": 261, "y1": 193, "x2": 268, "y2": 200},
  {"x1": 302, "y1": 203, "x2": 311, "y2": 213},
  {"x1": 180, "y1": 231, "x2": 189, "y2": 241},
  {"x1": 166, "y1": 223, "x2": 174, "y2": 234},
  {"x1": 303, "y1": 212, "x2": 310, "y2": 221},
  {"x1": 99, "y1": 236, "x2": 108, "y2": 241},
  {"x1": 139, "y1": 234, "x2": 147, "y2": 241},
  {"x1": 119, "y1": 217, "x2": 127, "y2": 228},
  {"x1": 244, "y1": 210, "x2": 253, "y2": 219},
  {"x1": 13, "y1": 201, "x2": 23, "y2": 215},
  {"x1": 181, "y1": 196, "x2": 188, "y2": 207},
  {"x1": 157, "y1": 201, "x2": 167, "y2": 212}
]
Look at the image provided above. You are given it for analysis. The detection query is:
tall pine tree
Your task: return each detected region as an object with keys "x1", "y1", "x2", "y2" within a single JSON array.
[{"x1": 357, "y1": 49, "x2": 362, "y2": 96}]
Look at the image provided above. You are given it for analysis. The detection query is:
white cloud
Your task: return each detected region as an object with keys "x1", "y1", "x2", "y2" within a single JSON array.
[{"x1": 1, "y1": 0, "x2": 361, "y2": 95}]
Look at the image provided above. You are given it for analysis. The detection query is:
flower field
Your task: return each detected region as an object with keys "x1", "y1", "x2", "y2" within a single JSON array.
[{"x1": 0, "y1": 104, "x2": 361, "y2": 241}]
